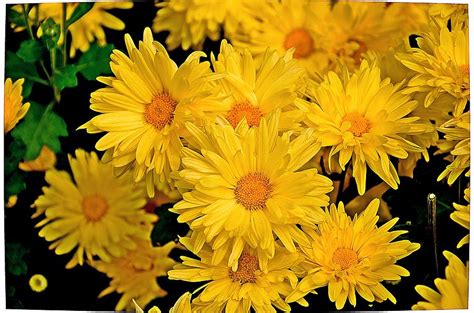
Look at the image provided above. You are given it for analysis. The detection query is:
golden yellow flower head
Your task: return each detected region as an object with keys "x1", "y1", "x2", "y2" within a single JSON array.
[
  {"x1": 32, "y1": 149, "x2": 156, "y2": 269},
  {"x1": 412, "y1": 251, "x2": 468, "y2": 310},
  {"x1": 93, "y1": 240, "x2": 177, "y2": 311},
  {"x1": 133, "y1": 292, "x2": 192, "y2": 313},
  {"x1": 79, "y1": 27, "x2": 218, "y2": 197},
  {"x1": 287, "y1": 199, "x2": 420, "y2": 309},
  {"x1": 172, "y1": 112, "x2": 333, "y2": 270},
  {"x1": 31, "y1": 2, "x2": 133, "y2": 57},
  {"x1": 396, "y1": 10, "x2": 469, "y2": 117},
  {"x1": 169, "y1": 237, "x2": 306, "y2": 312},
  {"x1": 437, "y1": 111, "x2": 470, "y2": 185},
  {"x1": 29, "y1": 274, "x2": 48, "y2": 293},
  {"x1": 451, "y1": 187, "x2": 470, "y2": 248},
  {"x1": 300, "y1": 60, "x2": 425, "y2": 195},
  {"x1": 4, "y1": 78, "x2": 30, "y2": 134},
  {"x1": 205, "y1": 40, "x2": 305, "y2": 131},
  {"x1": 153, "y1": 0, "x2": 249, "y2": 51},
  {"x1": 19, "y1": 146, "x2": 56, "y2": 172}
]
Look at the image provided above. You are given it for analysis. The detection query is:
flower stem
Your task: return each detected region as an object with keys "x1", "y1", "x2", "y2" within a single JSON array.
[
  {"x1": 61, "y1": 3, "x2": 67, "y2": 67},
  {"x1": 427, "y1": 193, "x2": 440, "y2": 277},
  {"x1": 336, "y1": 169, "x2": 346, "y2": 204}
]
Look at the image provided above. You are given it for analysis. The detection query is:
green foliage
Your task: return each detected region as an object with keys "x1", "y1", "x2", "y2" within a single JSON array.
[
  {"x1": 6, "y1": 243, "x2": 29, "y2": 276},
  {"x1": 152, "y1": 207, "x2": 187, "y2": 245},
  {"x1": 5, "y1": 172, "x2": 27, "y2": 200},
  {"x1": 76, "y1": 43, "x2": 114, "y2": 80},
  {"x1": 6, "y1": 51, "x2": 44, "y2": 87},
  {"x1": 40, "y1": 18, "x2": 60, "y2": 49},
  {"x1": 53, "y1": 65, "x2": 79, "y2": 91},
  {"x1": 5, "y1": 140, "x2": 26, "y2": 176},
  {"x1": 7, "y1": 6, "x2": 26, "y2": 28},
  {"x1": 66, "y1": 3, "x2": 94, "y2": 28},
  {"x1": 11, "y1": 102, "x2": 68, "y2": 161},
  {"x1": 17, "y1": 40, "x2": 44, "y2": 63}
]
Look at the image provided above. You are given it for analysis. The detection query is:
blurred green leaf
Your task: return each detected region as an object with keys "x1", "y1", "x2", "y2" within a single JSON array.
[
  {"x1": 76, "y1": 43, "x2": 113, "y2": 80},
  {"x1": 5, "y1": 172, "x2": 26, "y2": 200},
  {"x1": 40, "y1": 18, "x2": 60, "y2": 49},
  {"x1": 5, "y1": 51, "x2": 46, "y2": 86},
  {"x1": 5, "y1": 139, "x2": 26, "y2": 176},
  {"x1": 6, "y1": 243, "x2": 29, "y2": 276},
  {"x1": 11, "y1": 102, "x2": 68, "y2": 160},
  {"x1": 66, "y1": 3, "x2": 94, "y2": 28},
  {"x1": 7, "y1": 6, "x2": 26, "y2": 27},
  {"x1": 17, "y1": 40, "x2": 43, "y2": 63},
  {"x1": 53, "y1": 65, "x2": 78, "y2": 91}
]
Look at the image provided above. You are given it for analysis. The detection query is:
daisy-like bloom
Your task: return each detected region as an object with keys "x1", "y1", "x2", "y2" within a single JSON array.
[
  {"x1": 412, "y1": 251, "x2": 468, "y2": 309},
  {"x1": 32, "y1": 149, "x2": 156, "y2": 269},
  {"x1": 396, "y1": 15, "x2": 469, "y2": 117},
  {"x1": 4, "y1": 78, "x2": 30, "y2": 134},
  {"x1": 134, "y1": 292, "x2": 192, "y2": 313},
  {"x1": 206, "y1": 40, "x2": 305, "y2": 131},
  {"x1": 19, "y1": 146, "x2": 56, "y2": 172},
  {"x1": 231, "y1": 0, "x2": 331, "y2": 77},
  {"x1": 92, "y1": 240, "x2": 177, "y2": 311},
  {"x1": 79, "y1": 28, "x2": 218, "y2": 197},
  {"x1": 153, "y1": 0, "x2": 252, "y2": 51},
  {"x1": 25, "y1": 2, "x2": 133, "y2": 57},
  {"x1": 286, "y1": 199, "x2": 420, "y2": 310},
  {"x1": 29, "y1": 274, "x2": 48, "y2": 293},
  {"x1": 429, "y1": 4, "x2": 468, "y2": 29},
  {"x1": 169, "y1": 237, "x2": 307, "y2": 312},
  {"x1": 451, "y1": 187, "x2": 470, "y2": 248},
  {"x1": 299, "y1": 60, "x2": 425, "y2": 195},
  {"x1": 172, "y1": 112, "x2": 333, "y2": 270},
  {"x1": 436, "y1": 111, "x2": 470, "y2": 185},
  {"x1": 384, "y1": 3, "x2": 432, "y2": 37}
]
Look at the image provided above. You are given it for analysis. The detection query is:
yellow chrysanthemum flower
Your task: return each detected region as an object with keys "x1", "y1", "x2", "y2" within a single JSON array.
[
  {"x1": 19, "y1": 146, "x2": 56, "y2": 172},
  {"x1": 153, "y1": 0, "x2": 251, "y2": 51},
  {"x1": 80, "y1": 28, "x2": 218, "y2": 197},
  {"x1": 231, "y1": 0, "x2": 331, "y2": 77},
  {"x1": 396, "y1": 16, "x2": 469, "y2": 117},
  {"x1": 436, "y1": 111, "x2": 470, "y2": 185},
  {"x1": 299, "y1": 60, "x2": 425, "y2": 195},
  {"x1": 206, "y1": 40, "x2": 305, "y2": 131},
  {"x1": 287, "y1": 199, "x2": 420, "y2": 310},
  {"x1": 32, "y1": 149, "x2": 156, "y2": 269},
  {"x1": 429, "y1": 4, "x2": 468, "y2": 29},
  {"x1": 412, "y1": 251, "x2": 468, "y2": 310},
  {"x1": 134, "y1": 292, "x2": 192, "y2": 313},
  {"x1": 92, "y1": 240, "x2": 177, "y2": 311},
  {"x1": 29, "y1": 274, "x2": 48, "y2": 293},
  {"x1": 28, "y1": 2, "x2": 132, "y2": 57},
  {"x1": 172, "y1": 112, "x2": 333, "y2": 270},
  {"x1": 4, "y1": 78, "x2": 30, "y2": 134},
  {"x1": 451, "y1": 187, "x2": 470, "y2": 248},
  {"x1": 169, "y1": 237, "x2": 306, "y2": 312},
  {"x1": 384, "y1": 3, "x2": 432, "y2": 36}
]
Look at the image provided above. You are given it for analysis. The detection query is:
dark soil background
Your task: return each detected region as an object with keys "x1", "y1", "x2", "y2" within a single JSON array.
[{"x1": 4, "y1": 2, "x2": 470, "y2": 312}]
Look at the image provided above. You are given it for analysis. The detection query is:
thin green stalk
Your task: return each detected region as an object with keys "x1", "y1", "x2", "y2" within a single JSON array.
[{"x1": 61, "y1": 3, "x2": 67, "y2": 67}]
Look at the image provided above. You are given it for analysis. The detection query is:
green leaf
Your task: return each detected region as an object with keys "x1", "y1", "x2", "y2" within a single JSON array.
[
  {"x1": 77, "y1": 43, "x2": 113, "y2": 80},
  {"x1": 40, "y1": 18, "x2": 60, "y2": 49},
  {"x1": 5, "y1": 172, "x2": 26, "y2": 200},
  {"x1": 53, "y1": 65, "x2": 78, "y2": 91},
  {"x1": 5, "y1": 139, "x2": 26, "y2": 176},
  {"x1": 66, "y1": 3, "x2": 94, "y2": 28},
  {"x1": 6, "y1": 243, "x2": 29, "y2": 276},
  {"x1": 7, "y1": 6, "x2": 26, "y2": 27},
  {"x1": 11, "y1": 102, "x2": 68, "y2": 160},
  {"x1": 5, "y1": 51, "x2": 45, "y2": 86},
  {"x1": 17, "y1": 40, "x2": 43, "y2": 63}
]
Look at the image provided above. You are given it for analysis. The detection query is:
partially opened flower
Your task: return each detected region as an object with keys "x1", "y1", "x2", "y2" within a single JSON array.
[
  {"x1": 287, "y1": 199, "x2": 420, "y2": 309},
  {"x1": 172, "y1": 112, "x2": 333, "y2": 270},
  {"x1": 4, "y1": 78, "x2": 30, "y2": 133},
  {"x1": 299, "y1": 60, "x2": 425, "y2": 195},
  {"x1": 92, "y1": 240, "x2": 177, "y2": 311},
  {"x1": 451, "y1": 187, "x2": 470, "y2": 248},
  {"x1": 436, "y1": 111, "x2": 470, "y2": 185},
  {"x1": 80, "y1": 28, "x2": 218, "y2": 197},
  {"x1": 32, "y1": 149, "x2": 156, "y2": 269},
  {"x1": 412, "y1": 251, "x2": 468, "y2": 310},
  {"x1": 168, "y1": 237, "x2": 306, "y2": 312},
  {"x1": 206, "y1": 40, "x2": 305, "y2": 131}
]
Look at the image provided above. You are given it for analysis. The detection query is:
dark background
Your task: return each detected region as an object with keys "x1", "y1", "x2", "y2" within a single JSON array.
[{"x1": 4, "y1": 1, "x2": 470, "y2": 312}]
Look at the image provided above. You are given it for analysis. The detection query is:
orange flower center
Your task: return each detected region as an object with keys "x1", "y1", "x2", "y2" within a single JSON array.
[
  {"x1": 82, "y1": 195, "x2": 108, "y2": 222},
  {"x1": 144, "y1": 93, "x2": 178, "y2": 129},
  {"x1": 226, "y1": 102, "x2": 263, "y2": 128},
  {"x1": 284, "y1": 28, "x2": 314, "y2": 59},
  {"x1": 349, "y1": 38, "x2": 368, "y2": 63},
  {"x1": 332, "y1": 248, "x2": 358, "y2": 270},
  {"x1": 235, "y1": 172, "x2": 272, "y2": 210},
  {"x1": 228, "y1": 252, "x2": 259, "y2": 284},
  {"x1": 342, "y1": 112, "x2": 370, "y2": 137}
]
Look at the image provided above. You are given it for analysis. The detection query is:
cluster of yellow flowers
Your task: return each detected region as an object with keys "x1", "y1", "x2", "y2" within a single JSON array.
[{"x1": 5, "y1": 1, "x2": 468, "y2": 312}]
